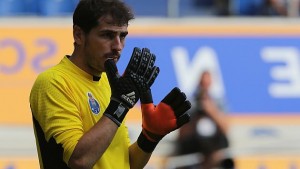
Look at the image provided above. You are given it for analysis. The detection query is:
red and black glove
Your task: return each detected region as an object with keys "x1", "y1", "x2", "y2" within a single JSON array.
[
  {"x1": 123, "y1": 47, "x2": 159, "y2": 103},
  {"x1": 122, "y1": 48, "x2": 191, "y2": 153},
  {"x1": 103, "y1": 59, "x2": 139, "y2": 126},
  {"x1": 137, "y1": 87, "x2": 191, "y2": 153}
]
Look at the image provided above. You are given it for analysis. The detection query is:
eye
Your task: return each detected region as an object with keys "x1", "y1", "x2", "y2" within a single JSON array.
[
  {"x1": 120, "y1": 32, "x2": 128, "y2": 40},
  {"x1": 102, "y1": 32, "x2": 115, "y2": 40}
]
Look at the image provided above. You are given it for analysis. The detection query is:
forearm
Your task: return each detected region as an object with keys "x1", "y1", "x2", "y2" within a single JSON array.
[
  {"x1": 205, "y1": 108, "x2": 229, "y2": 134},
  {"x1": 129, "y1": 142, "x2": 152, "y2": 169},
  {"x1": 68, "y1": 116, "x2": 118, "y2": 169},
  {"x1": 202, "y1": 100, "x2": 229, "y2": 134}
]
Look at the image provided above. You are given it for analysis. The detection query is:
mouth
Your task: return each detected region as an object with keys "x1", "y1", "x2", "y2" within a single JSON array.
[
  {"x1": 113, "y1": 57, "x2": 119, "y2": 62},
  {"x1": 105, "y1": 51, "x2": 120, "y2": 63},
  {"x1": 106, "y1": 57, "x2": 117, "y2": 63},
  {"x1": 108, "y1": 55, "x2": 119, "y2": 63}
]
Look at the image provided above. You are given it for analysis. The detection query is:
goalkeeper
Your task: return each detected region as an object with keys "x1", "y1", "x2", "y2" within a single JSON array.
[{"x1": 29, "y1": 0, "x2": 191, "y2": 169}]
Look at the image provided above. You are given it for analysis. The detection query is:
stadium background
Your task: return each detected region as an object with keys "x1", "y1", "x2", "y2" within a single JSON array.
[{"x1": 1, "y1": 0, "x2": 300, "y2": 169}]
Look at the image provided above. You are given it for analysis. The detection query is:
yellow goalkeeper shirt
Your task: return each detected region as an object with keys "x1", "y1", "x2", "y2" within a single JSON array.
[{"x1": 30, "y1": 56, "x2": 131, "y2": 169}]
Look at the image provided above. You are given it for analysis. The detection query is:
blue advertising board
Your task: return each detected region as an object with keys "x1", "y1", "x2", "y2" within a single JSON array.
[{"x1": 117, "y1": 36, "x2": 300, "y2": 114}]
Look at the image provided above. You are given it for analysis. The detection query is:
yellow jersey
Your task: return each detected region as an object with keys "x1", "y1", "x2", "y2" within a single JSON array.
[{"x1": 30, "y1": 56, "x2": 131, "y2": 169}]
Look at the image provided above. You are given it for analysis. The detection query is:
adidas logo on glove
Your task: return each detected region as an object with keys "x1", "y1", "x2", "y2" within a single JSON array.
[{"x1": 121, "y1": 92, "x2": 136, "y2": 106}]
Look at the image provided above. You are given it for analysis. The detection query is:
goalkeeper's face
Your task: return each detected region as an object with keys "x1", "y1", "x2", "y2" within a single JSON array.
[{"x1": 80, "y1": 16, "x2": 128, "y2": 75}]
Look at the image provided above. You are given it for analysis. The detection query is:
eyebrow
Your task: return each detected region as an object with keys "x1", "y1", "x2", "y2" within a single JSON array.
[{"x1": 99, "y1": 29, "x2": 128, "y2": 35}]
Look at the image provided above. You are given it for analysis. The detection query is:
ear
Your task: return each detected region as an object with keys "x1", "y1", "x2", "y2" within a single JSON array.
[{"x1": 73, "y1": 25, "x2": 84, "y2": 45}]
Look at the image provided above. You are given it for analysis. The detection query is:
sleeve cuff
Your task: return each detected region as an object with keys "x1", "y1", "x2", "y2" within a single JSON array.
[{"x1": 137, "y1": 131, "x2": 159, "y2": 153}]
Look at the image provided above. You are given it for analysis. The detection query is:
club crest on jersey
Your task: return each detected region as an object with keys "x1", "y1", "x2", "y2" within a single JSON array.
[{"x1": 87, "y1": 92, "x2": 100, "y2": 115}]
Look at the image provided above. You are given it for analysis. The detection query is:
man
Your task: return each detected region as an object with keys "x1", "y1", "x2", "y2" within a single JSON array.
[
  {"x1": 29, "y1": 0, "x2": 191, "y2": 169},
  {"x1": 177, "y1": 71, "x2": 231, "y2": 169}
]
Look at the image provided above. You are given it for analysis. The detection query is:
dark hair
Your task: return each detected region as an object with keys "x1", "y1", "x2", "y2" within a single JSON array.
[{"x1": 73, "y1": 0, "x2": 134, "y2": 33}]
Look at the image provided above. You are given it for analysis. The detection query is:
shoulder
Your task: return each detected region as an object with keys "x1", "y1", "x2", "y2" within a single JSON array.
[
  {"x1": 36, "y1": 67, "x2": 67, "y2": 84},
  {"x1": 31, "y1": 65, "x2": 72, "y2": 96}
]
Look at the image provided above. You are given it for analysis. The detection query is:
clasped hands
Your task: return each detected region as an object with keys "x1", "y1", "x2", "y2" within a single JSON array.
[{"x1": 104, "y1": 47, "x2": 191, "y2": 152}]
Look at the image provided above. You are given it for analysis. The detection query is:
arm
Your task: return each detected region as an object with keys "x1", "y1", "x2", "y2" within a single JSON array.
[
  {"x1": 71, "y1": 116, "x2": 156, "y2": 169},
  {"x1": 68, "y1": 116, "x2": 118, "y2": 169},
  {"x1": 201, "y1": 97, "x2": 229, "y2": 134},
  {"x1": 124, "y1": 48, "x2": 191, "y2": 167},
  {"x1": 129, "y1": 142, "x2": 152, "y2": 169},
  {"x1": 122, "y1": 47, "x2": 159, "y2": 168},
  {"x1": 69, "y1": 59, "x2": 140, "y2": 169}
]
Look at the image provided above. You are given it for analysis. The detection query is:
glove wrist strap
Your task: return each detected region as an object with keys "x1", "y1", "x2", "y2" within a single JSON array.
[
  {"x1": 137, "y1": 131, "x2": 159, "y2": 153},
  {"x1": 103, "y1": 99, "x2": 129, "y2": 127}
]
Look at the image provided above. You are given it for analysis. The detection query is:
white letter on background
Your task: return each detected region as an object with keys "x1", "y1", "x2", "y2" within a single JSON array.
[
  {"x1": 262, "y1": 47, "x2": 300, "y2": 98},
  {"x1": 171, "y1": 46, "x2": 225, "y2": 99}
]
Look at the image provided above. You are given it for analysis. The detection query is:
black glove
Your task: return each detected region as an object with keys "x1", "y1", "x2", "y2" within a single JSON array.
[
  {"x1": 103, "y1": 59, "x2": 139, "y2": 126},
  {"x1": 124, "y1": 47, "x2": 160, "y2": 103}
]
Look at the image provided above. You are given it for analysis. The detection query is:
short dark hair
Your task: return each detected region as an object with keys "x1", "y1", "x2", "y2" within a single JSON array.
[{"x1": 73, "y1": 0, "x2": 134, "y2": 33}]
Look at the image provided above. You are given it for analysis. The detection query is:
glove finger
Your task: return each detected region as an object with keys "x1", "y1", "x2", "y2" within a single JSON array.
[
  {"x1": 143, "y1": 53, "x2": 156, "y2": 78},
  {"x1": 161, "y1": 87, "x2": 181, "y2": 105},
  {"x1": 176, "y1": 113, "x2": 191, "y2": 128},
  {"x1": 174, "y1": 100, "x2": 191, "y2": 118},
  {"x1": 124, "y1": 47, "x2": 141, "y2": 75},
  {"x1": 137, "y1": 48, "x2": 152, "y2": 76},
  {"x1": 170, "y1": 91, "x2": 188, "y2": 110},
  {"x1": 147, "y1": 66, "x2": 160, "y2": 87},
  {"x1": 104, "y1": 59, "x2": 120, "y2": 85}
]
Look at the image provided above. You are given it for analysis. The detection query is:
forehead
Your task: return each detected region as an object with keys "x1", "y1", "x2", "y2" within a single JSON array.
[{"x1": 96, "y1": 15, "x2": 128, "y2": 31}]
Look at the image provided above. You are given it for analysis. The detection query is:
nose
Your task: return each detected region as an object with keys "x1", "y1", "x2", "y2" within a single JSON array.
[{"x1": 112, "y1": 36, "x2": 123, "y2": 51}]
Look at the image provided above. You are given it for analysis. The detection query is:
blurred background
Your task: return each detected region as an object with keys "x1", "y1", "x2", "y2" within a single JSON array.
[{"x1": 1, "y1": 0, "x2": 300, "y2": 168}]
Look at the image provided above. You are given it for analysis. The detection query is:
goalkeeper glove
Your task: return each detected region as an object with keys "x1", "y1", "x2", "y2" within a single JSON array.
[
  {"x1": 103, "y1": 59, "x2": 139, "y2": 126},
  {"x1": 123, "y1": 47, "x2": 159, "y2": 103},
  {"x1": 137, "y1": 87, "x2": 191, "y2": 153}
]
